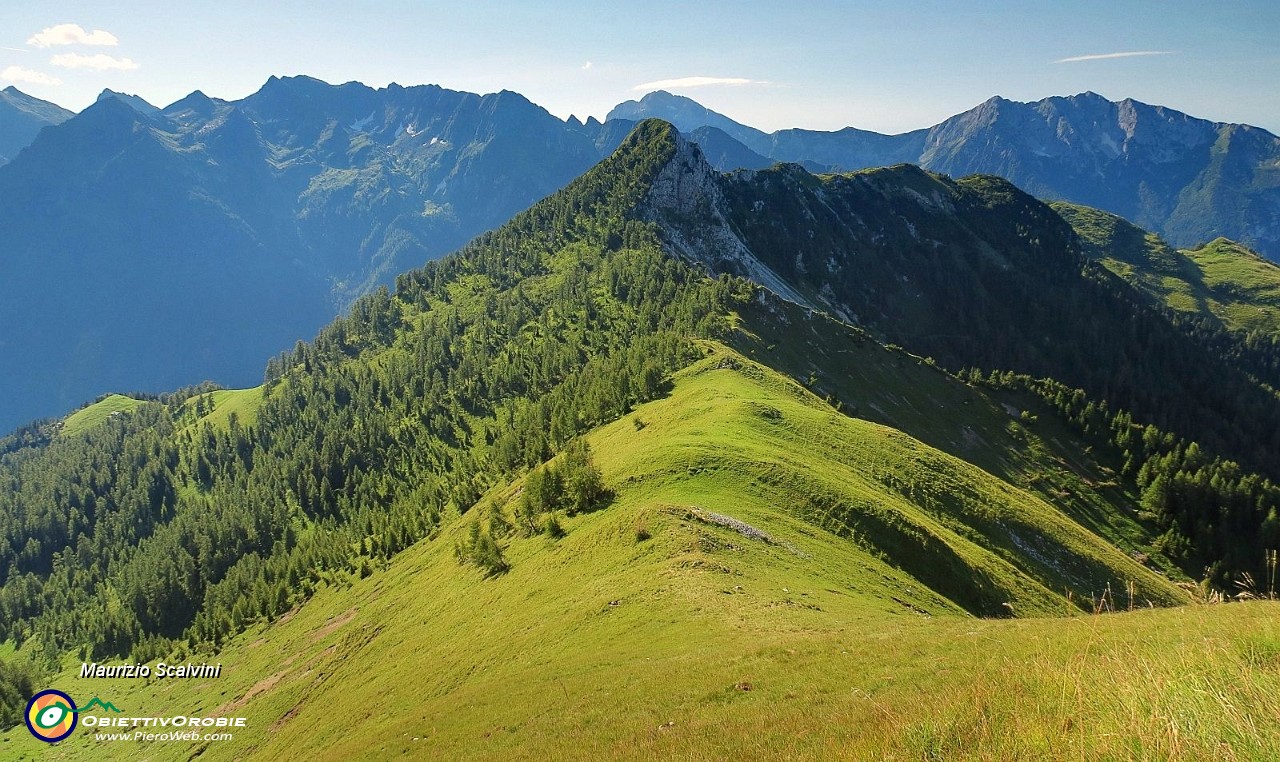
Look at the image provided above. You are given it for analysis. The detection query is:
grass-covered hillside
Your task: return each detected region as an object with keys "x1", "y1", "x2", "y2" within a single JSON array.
[
  {"x1": 1056, "y1": 202, "x2": 1280, "y2": 337},
  {"x1": 1183, "y1": 238, "x2": 1280, "y2": 333},
  {"x1": 8, "y1": 347, "x2": 1280, "y2": 760}
]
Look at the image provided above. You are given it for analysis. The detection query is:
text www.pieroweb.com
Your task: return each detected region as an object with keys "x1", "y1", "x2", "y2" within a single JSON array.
[{"x1": 94, "y1": 729, "x2": 234, "y2": 742}]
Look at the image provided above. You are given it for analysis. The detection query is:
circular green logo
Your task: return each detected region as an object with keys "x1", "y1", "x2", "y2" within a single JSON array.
[{"x1": 25, "y1": 689, "x2": 78, "y2": 743}]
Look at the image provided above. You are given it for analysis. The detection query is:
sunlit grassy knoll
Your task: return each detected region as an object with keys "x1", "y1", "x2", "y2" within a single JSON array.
[
  {"x1": 1182, "y1": 237, "x2": 1280, "y2": 334},
  {"x1": 59, "y1": 394, "x2": 143, "y2": 438},
  {"x1": 201, "y1": 387, "x2": 264, "y2": 430},
  {"x1": 173, "y1": 386, "x2": 264, "y2": 436}
]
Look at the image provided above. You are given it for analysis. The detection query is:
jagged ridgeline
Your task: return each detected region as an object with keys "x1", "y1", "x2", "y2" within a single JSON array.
[{"x1": 0, "y1": 120, "x2": 1277, "y2": 674}]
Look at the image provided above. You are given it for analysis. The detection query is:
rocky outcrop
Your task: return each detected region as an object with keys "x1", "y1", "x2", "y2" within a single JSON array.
[{"x1": 642, "y1": 130, "x2": 817, "y2": 309}]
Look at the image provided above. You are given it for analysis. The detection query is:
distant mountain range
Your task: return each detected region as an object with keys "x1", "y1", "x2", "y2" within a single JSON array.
[
  {"x1": 0, "y1": 77, "x2": 634, "y2": 430},
  {"x1": 611, "y1": 90, "x2": 1280, "y2": 260},
  {"x1": 1, "y1": 78, "x2": 1278, "y2": 431}
]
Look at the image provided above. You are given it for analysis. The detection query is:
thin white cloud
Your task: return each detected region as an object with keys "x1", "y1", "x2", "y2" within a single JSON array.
[
  {"x1": 581, "y1": 61, "x2": 593, "y2": 70},
  {"x1": 51, "y1": 53, "x2": 139, "y2": 71},
  {"x1": 1, "y1": 46, "x2": 29, "y2": 54},
  {"x1": 1054, "y1": 51, "x2": 1171, "y2": 64},
  {"x1": 1, "y1": 66, "x2": 61, "y2": 86},
  {"x1": 631, "y1": 76, "x2": 766, "y2": 91},
  {"x1": 27, "y1": 23, "x2": 118, "y2": 48}
]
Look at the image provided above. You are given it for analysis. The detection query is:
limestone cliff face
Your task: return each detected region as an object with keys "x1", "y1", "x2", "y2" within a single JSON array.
[{"x1": 642, "y1": 130, "x2": 817, "y2": 309}]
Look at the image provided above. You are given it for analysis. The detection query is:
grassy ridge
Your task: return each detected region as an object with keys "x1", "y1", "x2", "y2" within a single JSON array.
[
  {"x1": 5, "y1": 344, "x2": 1226, "y2": 760},
  {"x1": 731, "y1": 297, "x2": 1183, "y2": 578},
  {"x1": 587, "y1": 345, "x2": 1182, "y2": 614}
]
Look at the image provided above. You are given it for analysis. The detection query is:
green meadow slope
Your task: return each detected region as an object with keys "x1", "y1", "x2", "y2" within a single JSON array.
[
  {"x1": 731, "y1": 298, "x2": 1185, "y2": 578},
  {"x1": 199, "y1": 388, "x2": 264, "y2": 431},
  {"x1": 12, "y1": 346, "x2": 1280, "y2": 761},
  {"x1": 174, "y1": 386, "x2": 264, "y2": 433}
]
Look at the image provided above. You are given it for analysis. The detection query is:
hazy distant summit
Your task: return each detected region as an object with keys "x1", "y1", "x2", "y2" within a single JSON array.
[
  {"x1": 0, "y1": 87, "x2": 72, "y2": 165},
  {"x1": 96, "y1": 88, "x2": 162, "y2": 116},
  {"x1": 609, "y1": 90, "x2": 773, "y2": 153}
]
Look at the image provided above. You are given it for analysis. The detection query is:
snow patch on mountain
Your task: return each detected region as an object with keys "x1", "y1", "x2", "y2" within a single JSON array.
[{"x1": 349, "y1": 111, "x2": 376, "y2": 132}]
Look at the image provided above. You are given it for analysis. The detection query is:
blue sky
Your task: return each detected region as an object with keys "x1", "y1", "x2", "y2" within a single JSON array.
[{"x1": 1, "y1": 1, "x2": 1277, "y2": 134}]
